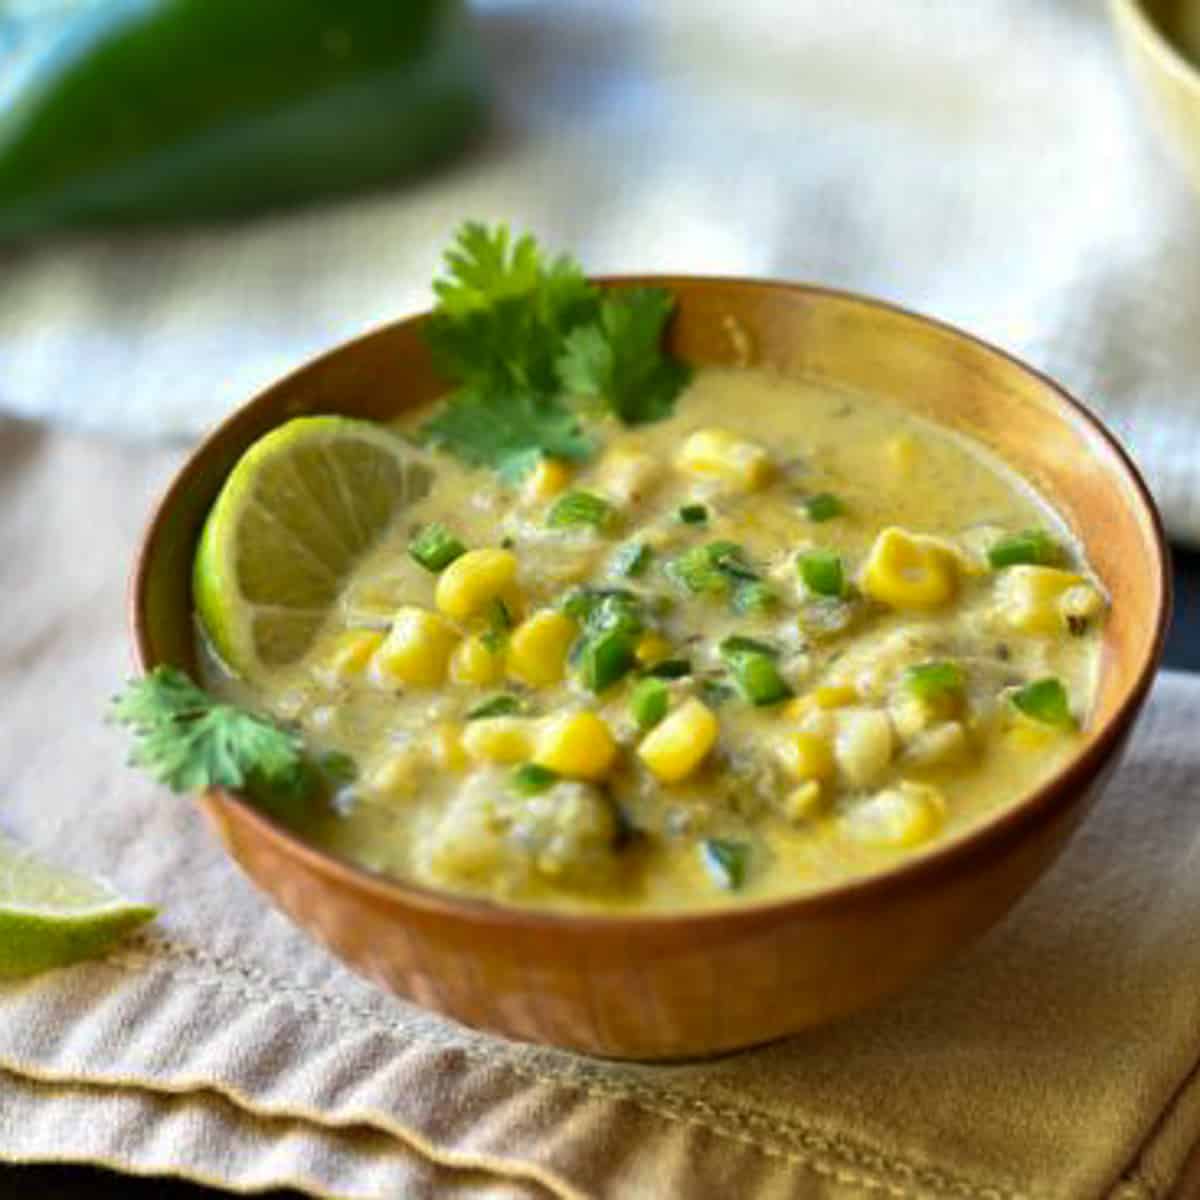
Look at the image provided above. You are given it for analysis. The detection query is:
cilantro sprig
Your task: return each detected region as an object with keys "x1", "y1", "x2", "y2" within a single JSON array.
[
  {"x1": 111, "y1": 666, "x2": 316, "y2": 818},
  {"x1": 420, "y1": 223, "x2": 690, "y2": 480}
]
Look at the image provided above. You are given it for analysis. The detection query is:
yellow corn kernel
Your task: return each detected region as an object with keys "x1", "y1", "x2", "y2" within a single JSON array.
[
  {"x1": 507, "y1": 610, "x2": 578, "y2": 687},
  {"x1": 781, "y1": 684, "x2": 857, "y2": 722},
  {"x1": 885, "y1": 434, "x2": 919, "y2": 476},
  {"x1": 993, "y1": 565, "x2": 1085, "y2": 634},
  {"x1": 366, "y1": 748, "x2": 421, "y2": 798},
  {"x1": 635, "y1": 632, "x2": 673, "y2": 665},
  {"x1": 432, "y1": 722, "x2": 468, "y2": 772},
  {"x1": 311, "y1": 629, "x2": 384, "y2": 686},
  {"x1": 1005, "y1": 712, "x2": 1060, "y2": 752},
  {"x1": 637, "y1": 697, "x2": 719, "y2": 784},
  {"x1": 533, "y1": 711, "x2": 618, "y2": 781},
  {"x1": 843, "y1": 781, "x2": 945, "y2": 848},
  {"x1": 783, "y1": 780, "x2": 825, "y2": 823},
  {"x1": 675, "y1": 428, "x2": 773, "y2": 491},
  {"x1": 461, "y1": 717, "x2": 535, "y2": 765},
  {"x1": 860, "y1": 527, "x2": 959, "y2": 611},
  {"x1": 777, "y1": 731, "x2": 835, "y2": 782},
  {"x1": 598, "y1": 447, "x2": 663, "y2": 504},
  {"x1": 370, "y1": 607, "x2": 460, "y2": 688},
  {"x1": 449, "y1": 635, "x2": 504, "y2": 687},
  {"x1": 524, "y1": 458, "x2": 572, "y2": 502},
  {"x1": 435, "y1": 548, "x2": 522, "y2": 622}
]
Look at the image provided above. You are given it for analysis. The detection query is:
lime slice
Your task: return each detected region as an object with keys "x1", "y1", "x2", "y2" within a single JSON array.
[
  {"x1": 0, "y1": 831, "x2": 156, "y2": 978},
  {"x1": 194, "y1": 416, "x2": 432, "y2": 679}
]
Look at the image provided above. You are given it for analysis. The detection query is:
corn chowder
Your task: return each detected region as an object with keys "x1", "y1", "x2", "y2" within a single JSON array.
[{"x1": 201, "y1": 367, "x2": 1106, "y2": 911}]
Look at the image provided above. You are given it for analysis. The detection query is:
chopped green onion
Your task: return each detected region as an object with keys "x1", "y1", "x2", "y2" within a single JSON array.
[
  {"x1": 407, "y1": 522, "x2": 466, "y2": 572},
  {"x1": 467, "y1": 694, "x2": 522, "y2": 719},
  {"x1": 701, "y1": 838, "x2": 750, "y2": 890},
  {"x1": 902, "y1": 660, "x2": 965, "y2": 704},
  {"x1": 719, "y1": 636, "x2": 792, "y2": 706},
  {"x1": 577, "y1": 629, "x2": 638, "y2": 693},
  {"x1": 612, "y1": 542, "x2": 652, "y2": 578},
  {"x1": 641, "y1": 658, "x2": 692, "y2": 679},
  {"x1": 797, "y1": 549, "x2": 846, "y2": 598},
  {"x1": 802, "y1": 492, "x2": 845, "y2": 522},
  {"x1": 510, "y1": 763, "x2": 558, "y2": 795},
  {"x1": 316, "y1": 750, "x2": 357, "y2": 784},
  {"x1": 1010, "y1": 677, "x2": 1075, "y2": 728},
  {"x1": 630, "y1": 678, "x2": 670, "y2": 730},
  {"x1": 547, "y1": 490, "x2": 614, "y2": 531},
  {"x1": 678, "y1": 503, "x2": 709, "y2": 525},
  {"x1": 987, "y1": 528, "x2": 1061, "y2": 569},
  {"x1": 732, "y1": 581, "x2": 778, "y2": 615}
]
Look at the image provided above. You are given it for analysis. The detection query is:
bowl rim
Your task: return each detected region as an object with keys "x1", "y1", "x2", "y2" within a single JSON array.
[
  {"x1": 1112, "y1": 0, "x2": 1200, "y2": 92},
  {"x1": 131, "y1": 275, "x2": 1172, "y2": 934}
]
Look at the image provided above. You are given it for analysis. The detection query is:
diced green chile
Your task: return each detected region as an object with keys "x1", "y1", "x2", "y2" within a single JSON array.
[
  {"x1": 797, "y1": 549, "x2": 846, "y2": 598},
  {"x1": 665, "y1": 541, "x2": 758, "y2": 595},
  {"x1": 987, "y1": 529, "x2": 1062, "y2": 569},
  {"x1": 701, "y1": 838, "x2": 750, "y2": 890},
  {"x1": 678, "y1": 503, "x2": 709, "y2": 524},
  {"x1": 630, "y1": 678, "x2": 670, "y2": 730},
  {"x1": 1010, "y1": 677, "x2": 1075, "y2": 728},
  {"x1": 802, "y1": 492, "x2": 845, "y2": 522},
  {"x1": 547, "y1": 490, "x2": 614, "y2": 531},
  {"x1": 510, "y1": 763, "x2": 558, "y2": 795},
  {"x1": 408, "y1": 522, "x2": 466, "y2": 572},
  {"x1": 612, "y1": 542, "x2": 652, "y2": 578},
  {"x1": 467, "y1": 694, "x2": 523, "y2": 719},
  {"x1": 577, "y1": 629, "x2": 637, "y2": 692},
  {"x1": 719, "y1": 636, "x2": 792, "y2": 706},
  {"x1": 902, "y1": 661, "x2": 965, "y2": 703},
  {"x1": 641, "y1": 658, "x2": 692, "y2": 679}
]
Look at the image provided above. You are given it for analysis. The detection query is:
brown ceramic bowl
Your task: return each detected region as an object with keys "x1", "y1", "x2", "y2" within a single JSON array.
[{"x1": 131, "y1": 279, "x2": 1169, "y2": 1060}]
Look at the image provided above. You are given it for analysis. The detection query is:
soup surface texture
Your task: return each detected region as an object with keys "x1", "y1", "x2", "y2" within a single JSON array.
[{"x1": 202, "y1": 366, "x2": 1106, "y2": 911}]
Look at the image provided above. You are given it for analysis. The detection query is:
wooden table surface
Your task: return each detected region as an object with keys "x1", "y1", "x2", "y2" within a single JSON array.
[{"x1": 5, "y1": 545, "x2": 1197, "y2": 1199}]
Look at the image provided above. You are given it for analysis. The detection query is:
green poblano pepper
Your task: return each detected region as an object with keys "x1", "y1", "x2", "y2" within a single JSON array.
[{"x1": 0, "y1": 0, "x2": 488, "y2": 237}]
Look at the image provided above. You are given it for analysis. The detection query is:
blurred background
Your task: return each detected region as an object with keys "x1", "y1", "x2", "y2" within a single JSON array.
[{"x1": 1, "y1": 0, "x2": 1199, "y2": 548}]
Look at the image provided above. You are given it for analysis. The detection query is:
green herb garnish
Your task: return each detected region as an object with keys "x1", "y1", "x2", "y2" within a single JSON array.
[
  {"x1": 718, "y1": 636, "x2": 792, "y2": 707},
  {"x1": 700, "y1": 838, "x2": 750, "y2": 890},
  {"x1": 547, "y1": 489, "x2": 614, "y2": 531},
  {"x1": 407, "y1": 522, "x2": 466, "y2": 573},
  {"x1": 987, "y1": 529, "x2": 1062, "y2": 569},
  {"x1": 802, "y1": 492, "x2": 845, "y2": 522},
  {"x1": 630, "y1": 678, "x2": 670, "y2": 730},
  {"x1": 612, "y1": 541, "x2": 652, "y2": 578},
  {"x1": 467, "y1": 694, "x2": 523, "y2": 719},
  {"x1": 510, "y1": 763, "x2": 559, "y2": 795},
  {"x1": 797, "y1": 549, "x2": 846, "y2": 598},
  {"x1": 420, "y1": 224, "x2": 689, "y2": 479},
  {"x1": 902, "y1": 661, "x2": 965, "y2": 705},
  {"x1": 111, "y1": 667, "x2": 313, "y2": 818},
  {"x1": 557, "y1": 286, "x2": 692, "y2": 426},
  {"x1": 678, "y1": 503, "x2": 708, "y2": 525},
  {"x1": 1010, "y1": 677, "x2": 1075, "y2": 728}
]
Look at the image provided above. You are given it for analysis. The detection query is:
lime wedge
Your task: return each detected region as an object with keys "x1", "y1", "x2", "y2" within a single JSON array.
[
  {"x1": 194, "y1": 416, "x2": 432, "y2": 680},
  {"x1": 0, "y1": 831, "x2": 156, "y2": 978}
]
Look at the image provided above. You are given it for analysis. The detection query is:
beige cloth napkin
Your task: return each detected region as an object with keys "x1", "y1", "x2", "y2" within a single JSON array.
[
  {"x1": 4, "y1": 0, "x2": 1200, "y2": 544},
  {"x1": 3, "y1": 420, "x2": 1200, "y2": 1198}
]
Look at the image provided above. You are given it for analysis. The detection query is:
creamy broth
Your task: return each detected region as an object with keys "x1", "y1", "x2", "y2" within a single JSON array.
[{"x1": 202, "y1": 367, "x2": 1105, "y2": 911}]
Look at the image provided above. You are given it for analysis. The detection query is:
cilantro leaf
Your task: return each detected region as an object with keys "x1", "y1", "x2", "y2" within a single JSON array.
[
  {"x1": 111, "y1": 667, "x2": 314, "y2": 818},
  {"x1": 424, "y1": 222, "x2": 599, "y2": 397},
  {"x1": 557, "y1": 288, "x2": 691, "y2": 425},
  {"x1": 420, "y1": 382, "x2": 593, "y2": 483}
]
